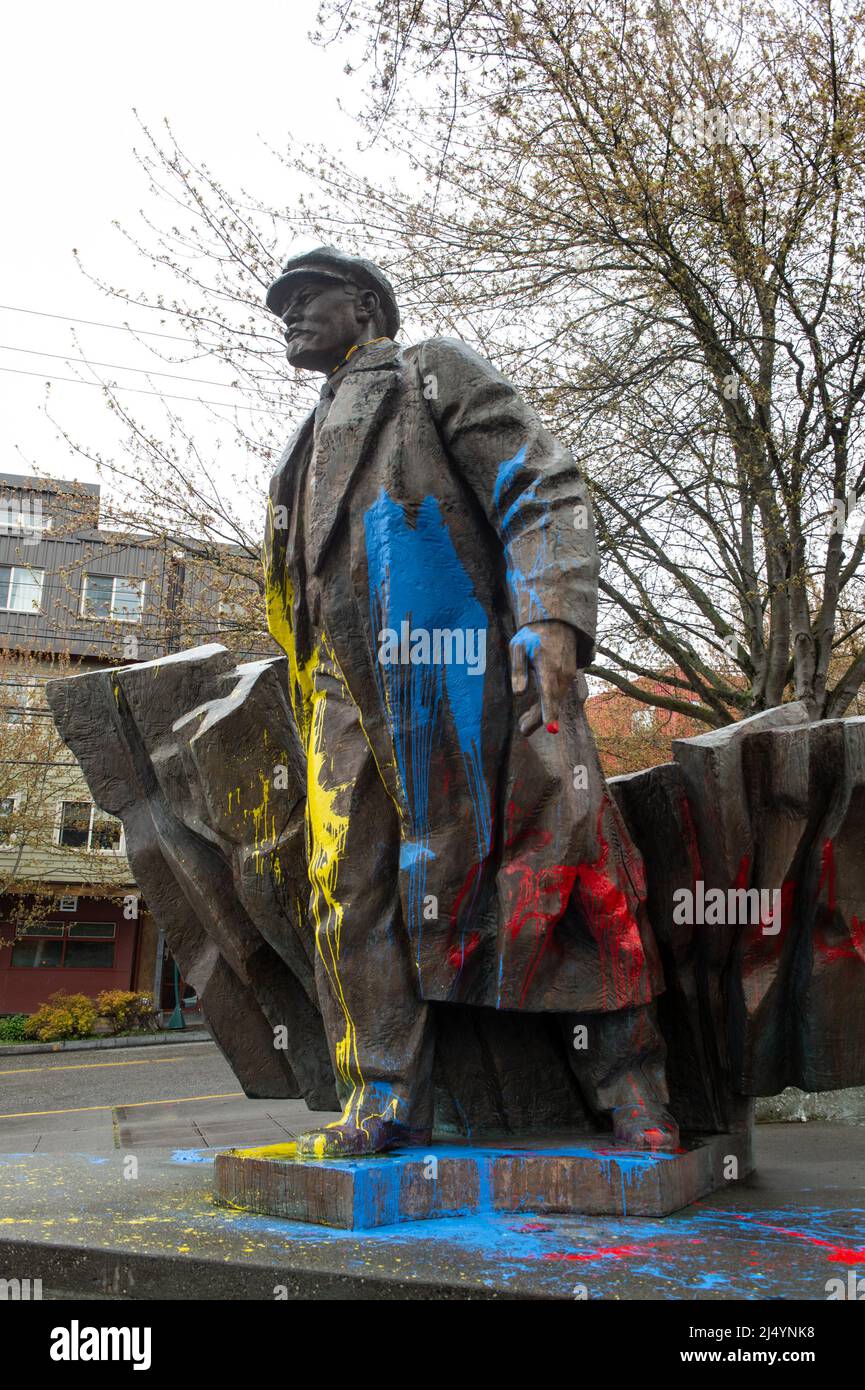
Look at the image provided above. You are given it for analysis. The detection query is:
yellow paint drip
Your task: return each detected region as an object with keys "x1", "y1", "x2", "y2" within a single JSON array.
[
  {"x1": 262, "y1": 506, "x2": 402, "y2": 1142},
  {"x1": 306, "y1": 661, "x2": 358, "y2": 1105},
  {"x1": 233, "y1": 1142, "x2": 298, "y2": 1161},
  {"x1": 263, "y1": 497, "x2": 318, "y2": 746}
]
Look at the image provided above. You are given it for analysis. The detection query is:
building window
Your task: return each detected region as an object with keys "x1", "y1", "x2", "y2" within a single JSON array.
[
  {"x1": 64, "y1": 921, "x2": 116, "y2": 969},
  {"x1": 0, "y1": 566, "x2": 44, "y2": 613},
  {"x1": 631, "y1": 706, "x2": 655, "y2": 732},
  {"x1": 58, "y1": 801, "x2": 123, "y2": 852},
  {"x1": 0, "y1": 500, "x2": 51, "y2": 535},
  {"x1": 0, "y1": 797, "x2": 16, "y2": 844},
  {"x1": 82, "y1": 574, "x2": 144, "y2": 622},
  {"x1": 0, "y1": 679, "x2": 39, "y2": 724},
  {"x1": 10, "y1": 921, "x2": 116, "y2": 970},
  {"x1": 58, "y1": 801, "x2": 90, "y2": 848}
]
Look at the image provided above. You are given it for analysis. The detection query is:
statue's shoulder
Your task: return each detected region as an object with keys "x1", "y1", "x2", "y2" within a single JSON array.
[{"x1": 403, "y1": 336, "x2": 502, "y2": 382}]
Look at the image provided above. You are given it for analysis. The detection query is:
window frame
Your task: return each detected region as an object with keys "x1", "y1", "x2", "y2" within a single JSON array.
[
  {"x1": 8, "y1": 920, "x2": 117, "y2": 970},
  {"x1": 56, "y1": 800, "x2": 125, "y2": 854},
  {"x1": 0, "y1": 793, "x2": 20, "y2": 845},
  {"x1": 0, "y1": 564, "x2": 45, "y2": 614},
  {"x1": 0, "y1": 678, "x2": 41, "y2": 725},
  {"x1": 80, "y1": 573, "x2": 145, "y2": 624},
  {"x1": 0, "y1": 502, "x2": 52, "y2": 536}
]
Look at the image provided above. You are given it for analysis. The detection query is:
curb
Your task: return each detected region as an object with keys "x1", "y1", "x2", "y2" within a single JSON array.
[
  {"x1": 0, "y1": 1235, "x2": 522, "y2": 1301},
  {"x1": 0, "y1": 1029, "x2": 213, "y2": 1058}
]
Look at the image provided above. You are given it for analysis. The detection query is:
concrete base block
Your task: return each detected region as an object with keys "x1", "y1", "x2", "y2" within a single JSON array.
[{"x1": 213, "y1": 1131, "x2": 753, "y2": 1230}]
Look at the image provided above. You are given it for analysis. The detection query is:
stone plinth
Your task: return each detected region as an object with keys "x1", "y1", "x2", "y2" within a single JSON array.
[{"x1": 213, "y1": 1132, "x2": 752, "y2": 1230}]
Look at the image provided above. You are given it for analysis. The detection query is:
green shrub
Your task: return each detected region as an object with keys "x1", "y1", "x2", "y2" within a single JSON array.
[
  {"x1": 0, "y1": 1014, "x2": 27, "y2": 1042},
  {"x1": 24, "y1": 992, "x2": 98, "y2": 1042}
]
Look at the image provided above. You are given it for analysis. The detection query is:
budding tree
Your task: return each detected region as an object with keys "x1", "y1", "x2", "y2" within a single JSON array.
[{"x1": 63, "y1": 0, "x2": 865, "y2": 722}]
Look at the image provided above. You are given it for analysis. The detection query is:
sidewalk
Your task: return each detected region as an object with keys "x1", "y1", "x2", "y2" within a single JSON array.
[{"x1": 0, "y1": 1122, "x2": 862, "y2": 1299}]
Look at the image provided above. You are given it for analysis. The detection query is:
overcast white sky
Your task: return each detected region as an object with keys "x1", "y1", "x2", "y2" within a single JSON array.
[{"x1": 0, "y1": 0, "x2": 377, "y2": 509}]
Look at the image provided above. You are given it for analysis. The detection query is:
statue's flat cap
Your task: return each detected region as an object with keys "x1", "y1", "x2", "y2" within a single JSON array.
[{"x1": 265, "y1": 246, "x2": 400, "y2": 337}]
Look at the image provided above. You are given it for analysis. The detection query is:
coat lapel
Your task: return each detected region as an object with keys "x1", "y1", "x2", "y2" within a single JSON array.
[
  {"x1": 307, "y1": 344, "x2": 403, "y2": 575},
  {"x1": 263, "y1": 409, "x2": 314, "y2": 575},
  {"x1": 262, "y1": 409, "x2": 315, "y2": 672}
]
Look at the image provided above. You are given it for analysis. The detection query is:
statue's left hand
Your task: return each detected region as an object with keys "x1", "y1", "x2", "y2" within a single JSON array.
[{"x1": 510, "y1": 621, "x2": 579, "y2": 737}]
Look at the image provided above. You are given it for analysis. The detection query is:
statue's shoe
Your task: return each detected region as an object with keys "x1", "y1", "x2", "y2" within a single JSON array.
[
  {"x1": 611, "y1": 1104, "x2": 680, "y2": 1152},
  {"x1": 295, "y1": 1117, "x2": 432, "y2": 1159}
]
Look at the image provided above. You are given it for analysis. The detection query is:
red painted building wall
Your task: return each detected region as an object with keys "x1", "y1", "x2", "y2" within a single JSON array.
[
  {"x1": 586, "y1": 675, "x2": 708, "y2": 777},
  {"x1": 0, "y1": 894, "x2": 138, "y2": 1014}
]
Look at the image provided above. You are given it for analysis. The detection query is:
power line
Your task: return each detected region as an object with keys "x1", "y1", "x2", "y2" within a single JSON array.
[
  {"x1": 0, "y1": 342, "x2": 288, "y2": 397},
  {"x1": 0, "y1": 363, "x2": 294, "y2": 415},
  {"x1": 0, "y1": 759, "x2": 78, "y2": 767},
  {"x1": 0, "y1": 302, "x2": 227, "y2": 346},
  {"x1": 0, "y1": 708, "x2": 54, "y2": 715}
]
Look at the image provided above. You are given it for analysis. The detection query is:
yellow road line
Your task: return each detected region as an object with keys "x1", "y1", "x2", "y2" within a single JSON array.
[
  {"x1": 0, "y1": 1092, "x2": 243, "y2": 1120},
  {"x1": 0, "y1": 1058, "x2": 194, "y2": 1076}
]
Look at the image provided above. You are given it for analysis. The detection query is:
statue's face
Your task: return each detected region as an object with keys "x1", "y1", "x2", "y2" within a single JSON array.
[{"x1": 279, "y1": 278, "x2": 370, "y2": 372}]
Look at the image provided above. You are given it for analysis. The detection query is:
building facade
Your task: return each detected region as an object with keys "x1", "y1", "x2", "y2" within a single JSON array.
[{"x1": 0, "y1": 471, "x2": 269, "y2": 1018}]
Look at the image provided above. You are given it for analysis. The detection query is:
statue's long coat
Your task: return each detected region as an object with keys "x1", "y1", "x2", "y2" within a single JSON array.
[{"x1": 263, "y1": 337, "x2": 662, "y2": 1014}]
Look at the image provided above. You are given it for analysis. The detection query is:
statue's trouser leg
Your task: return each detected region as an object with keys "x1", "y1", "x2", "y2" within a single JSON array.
[
  {"x1": 299, "y1": 650, "x2": 434, "y2": 1156},
  {"x1": 563, "y1": 1001, "x2": 680, "y2": 1150}
]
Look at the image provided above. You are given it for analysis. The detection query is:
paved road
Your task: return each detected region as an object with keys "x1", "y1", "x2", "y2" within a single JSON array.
[{"x1": 0, "y1": 1039, "x2": 340, "y2": 1153}]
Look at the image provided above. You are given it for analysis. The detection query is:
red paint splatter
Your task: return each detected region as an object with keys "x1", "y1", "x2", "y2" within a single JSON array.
[
  {"x1": 819, "y1": 839, "x2": 836, "y2": 911},
  {"x1": 507, "y1": 865, "x2": 579, "y2": 943},
  {"x1": 546, "y1": 720, "x2": 559, "y2": 734},
  {"x1": 724, "y1": 1213, "x2": 865, "y2": 1263},
  {"x1": 571, "y1": 804, "x2": 649, "y2": 1009},
  {"x1": 504, "y1": 798, "x2": 550, "y2": 856},
  {"x1": 813, "y1": 839, "x2": 865, "y2": 964},
  {"x1": 449, "y1": 862, "x2": 481, "y2": 932},
  {"x1": 509, "y1": 864, "x2": 578, "y2": 1006},
  {"x1": 498, "y1": 798, "x2": 577, "y2": 1003},
  {"x1": 444, "y1": 807, "x2": 498, "y2": 971},
  {"x1": 679, "y1": 793, "x2": 703, "y2": 889},
  {"x1": 543, "y1": 1237, "x2": 706, "y2": 1264},
  {"x1": 447, "y1": 930, "x2": 481, "y2": 971},
  {"x1": 497, "y1": 793, "x2": 651, "y2": 1008},
  {"x1": 543, "y1": 1244, "x2": 646, "y2": 1263}
]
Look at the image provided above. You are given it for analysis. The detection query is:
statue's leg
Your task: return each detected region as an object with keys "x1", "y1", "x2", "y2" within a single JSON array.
[
  {"x1": 563, "y1": 1001, "x2": 680, "y2": 1151},
  {"x1": 296, "y1": 648, "x2": 434, "y2": 1158}
]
